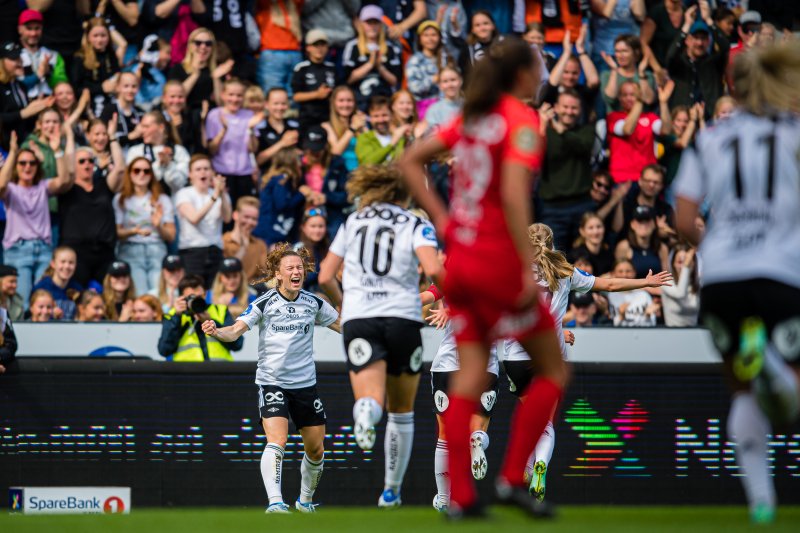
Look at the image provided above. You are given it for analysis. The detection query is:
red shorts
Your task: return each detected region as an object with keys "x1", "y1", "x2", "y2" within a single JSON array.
[{"x1": 443, "y1": 253, "x2": 555, "y2": 344}]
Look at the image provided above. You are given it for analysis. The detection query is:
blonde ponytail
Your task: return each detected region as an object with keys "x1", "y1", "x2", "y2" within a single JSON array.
[
  {"x1": 528, "y1": 223, "x2": 574, "y2": 293},
  {"x1": 733, "y1": 40, "x2": 800, "y2": 116}
]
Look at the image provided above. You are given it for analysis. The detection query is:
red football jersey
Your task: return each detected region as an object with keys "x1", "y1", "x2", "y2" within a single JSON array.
[{"x1": 436, "y1": 94, "x2": 543, "y2": 257}]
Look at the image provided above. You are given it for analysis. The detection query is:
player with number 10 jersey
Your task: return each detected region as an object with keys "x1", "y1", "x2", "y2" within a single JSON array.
[{"x1": 319, "y1": 164, "x2": 442, "y2": 508}]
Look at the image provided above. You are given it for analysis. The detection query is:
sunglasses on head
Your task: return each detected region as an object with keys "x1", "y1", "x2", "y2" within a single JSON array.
[
  {"x1": 131, "y1": 167, "x2": 152, "y2": 175},
  {"x1": 193, "y1": 39, "x2": 213, "y2": 47},
  {"x1": 304, "y1": 207, "x2": 327, "y2": 219}
]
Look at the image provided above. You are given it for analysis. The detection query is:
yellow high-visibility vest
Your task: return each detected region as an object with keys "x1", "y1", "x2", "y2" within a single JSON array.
[{"x1": 165, "y1": 304, "x2": 233, "y2": 362}]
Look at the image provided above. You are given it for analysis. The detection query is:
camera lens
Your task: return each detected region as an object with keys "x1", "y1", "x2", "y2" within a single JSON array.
[{"x1": 186, "y1": 295, "x2": 208, "y2": 314}]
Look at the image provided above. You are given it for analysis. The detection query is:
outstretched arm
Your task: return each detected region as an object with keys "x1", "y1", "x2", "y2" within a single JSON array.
[
  {"x1": 201, "y1": 319, "x2": 249, "y2": 343},
  {"x1": 592, "y1": 269, "x2": 673, "y2": 292}
]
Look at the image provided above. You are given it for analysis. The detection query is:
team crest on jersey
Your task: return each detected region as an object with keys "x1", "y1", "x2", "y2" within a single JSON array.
[
  {"x1": 513, "y1": 126, "x2": 537, "y2": 155},
  {"x1": 348, "y1": 338, "x2": 373, "y2": 366},
  {"x1": 409, "y1": 347, "x2": 423, "y2": 372},
  {"x1": 434, "y1": 390, "x2": 449, "y2": 412},
  {"x1": 422, "y1": 226, "x2": 437, "y2": 242},
  {"x1": 481, "y1": 390, "x2": 497, "y2": 412}
]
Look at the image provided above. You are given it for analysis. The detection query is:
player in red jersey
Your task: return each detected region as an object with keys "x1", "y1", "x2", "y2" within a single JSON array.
[{"x1": 401, "y1": 37, "x2": 567, "y2": 518}]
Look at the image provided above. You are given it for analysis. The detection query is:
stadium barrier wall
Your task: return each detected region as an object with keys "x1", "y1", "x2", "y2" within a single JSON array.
[
  {"x1": 2, "y1": 359, "x2": 798, "y2": 507},
  {"x1": 13, "y1": 322, "x2": 722, "y2": 363}
]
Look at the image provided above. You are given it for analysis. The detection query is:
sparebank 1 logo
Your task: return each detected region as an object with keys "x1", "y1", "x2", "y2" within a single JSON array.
[
  {"x1": 10, "y1": 488, "x2": 22, "y2": 511},
  {"x1": 564, "y1": 398, "x2": 650, "y2": 476}
]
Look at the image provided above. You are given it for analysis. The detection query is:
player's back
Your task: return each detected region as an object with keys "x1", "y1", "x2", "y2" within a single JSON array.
[
  {"x1": 332, "y1": 202, "x2": 437, "y2": 323},
  {"x1": 675, "y1": 112, "x2": 800, "y2": 288},
  {"x1": 439, "y1": 95, "x2": 542, "y2": 255}
]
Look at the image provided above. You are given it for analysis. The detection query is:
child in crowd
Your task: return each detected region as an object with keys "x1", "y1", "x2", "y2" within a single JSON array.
[
  {"x1": 101, "y1": 260, "x2": 137, "y2": 322},
  {"x1": 27, "y1": 289, "x2": 55, "y2": 322},
  {"x1": 32, "y1": 246, "x2": 82, "y2": 321}
]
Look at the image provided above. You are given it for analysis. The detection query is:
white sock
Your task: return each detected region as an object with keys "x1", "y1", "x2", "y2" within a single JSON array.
[
  {"x1": 261, "y1": 443, "x2": 285, "y2": 505},
  {"x1": 535, "y1": 421, "x2": 556, "y2": 465},
  {"x1": 353, "y1": 397, "x2": 383, "y2": 426},
  {"x1": 470, "y1": 430, "x2": 490, "y2": 450},
  {"x1": 759, "y1": 345, "x2": 800, "y2": 422},
  {"x1": 434, "y1": 439, "x2": 450, "y2": 499},
  {"x1": 525, "y1": 451, "x2": 536, "y2": 482},
  {"x1": 727, "y1": 393, "x2": 776, "y2": 513},
  {"x1": 299, "y1": 453, "x2": 324, "y2": 503},
  {"x1": 384, "y1": 412, "x2": 414, "y2": 491}
]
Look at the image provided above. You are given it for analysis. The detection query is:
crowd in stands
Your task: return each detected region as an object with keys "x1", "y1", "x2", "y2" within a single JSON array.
[{"x1": 0, "y1": 0, "x2": 797, "y2": 346}]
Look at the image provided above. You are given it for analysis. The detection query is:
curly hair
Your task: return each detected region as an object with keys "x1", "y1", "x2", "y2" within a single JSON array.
[
  {"x1": 528, "y1": 223, "x2": 574, "y2": 293},
  {"x1": 254, "y1": 243, "x2": 316, "y2": 288},
  {"x1": 346, "y1": 163, "x2": 409, "y2": 208}
]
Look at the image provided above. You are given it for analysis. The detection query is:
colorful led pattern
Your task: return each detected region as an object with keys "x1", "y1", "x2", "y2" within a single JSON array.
[{"x1": 564, "y1": 398, "x2": 650, "y2": 477}]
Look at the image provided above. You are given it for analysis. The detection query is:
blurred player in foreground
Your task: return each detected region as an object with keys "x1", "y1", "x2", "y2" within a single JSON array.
[
  {"x1": 675, "y1": 40, "x2": 800, "y2": 524},
  {"x1": 402, "y1": 37, "x2": 566, "y2": 518},
  {"x1": 202, "y1": 245, "x2": 340, "y2": 513}
]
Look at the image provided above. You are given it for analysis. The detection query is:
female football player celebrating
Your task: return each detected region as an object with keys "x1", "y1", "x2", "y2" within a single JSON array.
[
  {"x1": 202, "y1": 244, "x2": 340, "y2": 514},
  {"x1": 504, "y1": 223, "x2": 672, "y2": 502},
  {"x1": 319, "y1": 164, "x2": 442, "y2": 508},
  {"x1": 401, "y1": 37, "x2": 565, "y2": 518}
]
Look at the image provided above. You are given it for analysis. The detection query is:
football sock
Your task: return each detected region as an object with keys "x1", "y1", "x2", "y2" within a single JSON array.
[
  {"x1": 535, "y1": 421, "x2": 556, "y2": 466},
  {"x1": 434, "y1": 439, "x2": 450, "y2": 499},
  {"x1": 759, "y1": 345, "x2": 800, "y2": 422},
  {"x1": 299, "y1": 453, "x2": 324, "y2": 504},
  {"x1": 500, "y1": 378, "x2": 561, "y2": 487},
  {"x1": 728, "y1": 393, "x2": 776, "y2": 514},
  {"x1": 470, "y1": 430, "x2": 489, "y2": 450},
  {"x1": 525, "y1": 452, "x2": 535, "y2": 483},
  {"x1": 353, "y1": 397, "x2": 383, "y2": 426},
  {"x1": 443, "y1": 396, "x2": 479, "y2": 508},
  {"x1": 384, "y1": 412, "x2": 414, "y2": 491},
  {"x1": 261, "y1": 443, "x2": 285, "y2": 505}
]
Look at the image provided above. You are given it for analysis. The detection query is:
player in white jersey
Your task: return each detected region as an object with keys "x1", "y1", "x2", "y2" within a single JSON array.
[
  {"x1": 674, "y1": 42, "x2": 800, "y2": 525},
  {"x1": 318, "y1": 164, "x2": 442, "y2": 508},
  {"x1": 421, "y1": 284, "x2": 501, "y2": 513},
  {"x1": 202, "y1": 244, "x2": 340, "y2": 514},
  {"x1": 504, "y1": 223, "x2": 671, "y2": 501}
]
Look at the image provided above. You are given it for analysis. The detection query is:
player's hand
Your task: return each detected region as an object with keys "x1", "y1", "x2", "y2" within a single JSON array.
[
  {"x1": 646, "y1": 269, "x2": 673, "y2": 287},
  {"x1": 564, "y1": 330, "x2": 575, "y2": 345},
  {"x1": 201, "y1": 320, "x2": 218, "y2": 337},
  {"x1": 426, "y1": 307, "x2": 450, "y2": 329}
]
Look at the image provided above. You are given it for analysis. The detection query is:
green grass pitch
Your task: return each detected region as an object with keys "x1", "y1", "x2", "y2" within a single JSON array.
[{"x1": 2, "y1": 506, "x2": 800, "y2": 532}]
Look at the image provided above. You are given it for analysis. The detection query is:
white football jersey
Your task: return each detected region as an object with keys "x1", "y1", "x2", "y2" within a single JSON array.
[
  {"x1": 505, "y1": 268, "x2": 595, "y2": 360},
  {"x1": 330, "y1": 202, "x2": 439, "y2": 324},
  {"x1": 431, "y1": 320, "x2": 500, "y2": 375},
  {"x1": 674, "y1": 112, "x2": 800, "y2": 289},
  {"x1": 237, "y1": 288, "x2": 338, "y2": 389}
]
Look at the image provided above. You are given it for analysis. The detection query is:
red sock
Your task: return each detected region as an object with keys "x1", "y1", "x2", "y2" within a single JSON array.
[
  {"x1": 444, "y1": 395, "x2": 479, "y2": 508},
  {"x1": 500, "y1": 377, "x2": 562, "y2": 486}
]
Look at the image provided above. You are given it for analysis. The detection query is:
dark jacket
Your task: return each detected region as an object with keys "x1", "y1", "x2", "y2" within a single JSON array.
[
  {"x1": 666, "y1": 26, "x2": 730, "y2": 118},
  {"x1": 157, "y1": 303, "x2": 243, "y2": 359},
  {"x1": 539, "y1": 123, "x2": 596, "y2": 202},
  {"x1": 254, "y1": 174, "x2": 306, "y2": 245},
  {"x1": 318, "y1": 155, "x2": 351, "y2": 237},
  {"x1": 0, "y1": 310, "x2": 18, "y2": 368}
]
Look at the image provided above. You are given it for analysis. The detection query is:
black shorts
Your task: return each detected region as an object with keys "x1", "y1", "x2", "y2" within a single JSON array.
[
  {"x1": 503, "y1": 359, "x2": 535, "y2": 398},
  {"x1": 257, "y1": 384, "x2": 326, "y2": 430},
  {"x1": 700, "y1": 279, "x2": 800, "y2": 365},
  {"x1": 430, "y1": 371, "x2": 499, "y2": 417},
  {"x1": 342, "y1": 317, "x2": 423, "y2": 376}
]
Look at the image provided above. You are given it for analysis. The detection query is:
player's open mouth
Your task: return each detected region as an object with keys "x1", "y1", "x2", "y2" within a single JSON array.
[{"x1": 290, "y1": 276, "x2": 302, "y2": 286}]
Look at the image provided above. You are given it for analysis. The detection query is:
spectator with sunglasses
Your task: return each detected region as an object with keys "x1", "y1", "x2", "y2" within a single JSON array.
[
  {"x1": 0, "y1": 128, "x2": 75, "y2": 304},
  {"x1": 223, "y1": 196, "x2": 268, "y2": 284},
  {"x1": 58, "y1": 130, "x2": 125, "y2": 288},
  {"x1": 726, "y1": 10, "x2": 762, "y2": 95}
]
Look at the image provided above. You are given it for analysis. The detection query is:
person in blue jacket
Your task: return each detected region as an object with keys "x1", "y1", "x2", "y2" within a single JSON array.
[{"x1": 254, "y1": 147, "x2": 311, "y2": 247}]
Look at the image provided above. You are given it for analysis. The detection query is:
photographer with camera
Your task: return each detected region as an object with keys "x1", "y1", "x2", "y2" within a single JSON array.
[{"x1": 157, "y1": 274, "x2": 243, "y2": 362}]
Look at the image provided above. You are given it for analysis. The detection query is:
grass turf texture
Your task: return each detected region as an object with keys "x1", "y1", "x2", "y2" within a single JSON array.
[{"x1": 2, "y1": 506, "x2": 800, "y2": 532}]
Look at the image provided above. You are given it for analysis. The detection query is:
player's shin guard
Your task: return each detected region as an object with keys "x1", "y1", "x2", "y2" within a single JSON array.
[
  {"x1": 444, "y1": 396, "x2": 479, "y2": 508},
  {"x1": 500, "y1": 378, "x2": 561, "y2": 487},
  {"x1": 728, "y1": 393, "x2": 776, "y2": 517},
  {"x1": 434, "y1": 439, "x2": 450, "y2": 500},
  {"x1": 261, "y1": 443, "x2": 285, "y2": 505},
  {"x1": 299, "y1": 453, "x2": 324, "y2": 503},
  {"x1": 384, "y1": 412, "x2": 414, "y2": 491}
]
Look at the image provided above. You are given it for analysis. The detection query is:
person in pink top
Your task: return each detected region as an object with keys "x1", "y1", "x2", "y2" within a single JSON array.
[{"x1": 0, "y1": 125, "x2": 75, "y2": 304}]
